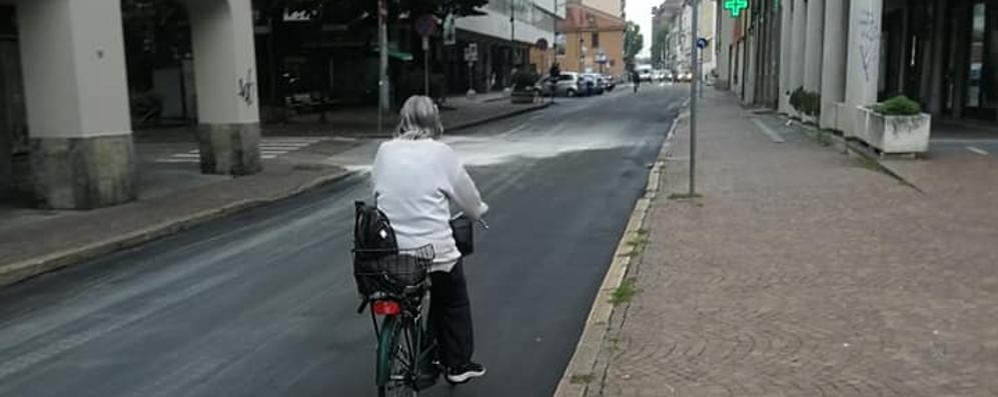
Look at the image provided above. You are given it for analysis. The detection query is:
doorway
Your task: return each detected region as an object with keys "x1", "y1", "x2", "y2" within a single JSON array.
[{"x1": 960, "y1": 0, "x2": 998, "y2": 121}]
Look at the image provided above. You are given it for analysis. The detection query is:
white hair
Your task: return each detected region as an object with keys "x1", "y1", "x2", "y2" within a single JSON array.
[{"x1": 396, "y1": 96, "x2": 444, "y2": 140}]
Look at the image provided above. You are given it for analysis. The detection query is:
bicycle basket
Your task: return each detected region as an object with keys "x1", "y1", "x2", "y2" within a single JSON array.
[{"x1": 353, "y1": 245, "x2": 435, "y2": 298}]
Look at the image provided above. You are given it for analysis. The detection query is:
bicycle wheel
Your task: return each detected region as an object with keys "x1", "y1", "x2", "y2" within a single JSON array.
[{"x1": 377, "y1": 316, "x2": 419, "y2": 397}]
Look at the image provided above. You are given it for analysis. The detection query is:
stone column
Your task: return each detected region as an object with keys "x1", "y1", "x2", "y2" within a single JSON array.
[
  {"x1": 926, "y1": 0, "x2": 949, "y2": 116},
  {"x1": 778, "y1": 0, "x2": 794, "y2": 113},
  {"x1": 183, "y1": 0, "x2": 261, "y2": 175},
  {"x1": 844, "y1": 0, "x2": 883, "y2": 136},
  {"x1": 803, "y1": 0, "x2": 824, "y2": 92},
  {"x1": 820, "y1": 0, "x2": 848, "y2": 129},
  {"x1": 716, "y1": 7, "x2": 735, "y2": 90},
  {"x1": 789, "y1": 0, "x2": 808, "y2": 111},
  {"x1": 16, "y1": 0, "x2": 135, "y2": 209}
]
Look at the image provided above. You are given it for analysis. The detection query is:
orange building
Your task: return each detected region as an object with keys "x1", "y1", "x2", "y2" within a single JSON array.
[{"x1": 556, "y1": 2, "x2": 627, "y2": 77}]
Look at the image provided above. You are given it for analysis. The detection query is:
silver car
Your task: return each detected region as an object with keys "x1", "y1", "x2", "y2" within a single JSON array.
[{"x1": 536, "y1": 71, "x2": 583, "y2": 97}]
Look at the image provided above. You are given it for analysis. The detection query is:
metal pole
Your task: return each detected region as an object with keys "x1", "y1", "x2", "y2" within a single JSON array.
[
  {"x1": 689, "y1": 0, "x2": 698, "y2": 196},
  {"x1": 378, "y1": 0, "x2": 388, "y2": 135},
  {"x1": 511, "y1": 0, "x2": 516, "y2": 88}
]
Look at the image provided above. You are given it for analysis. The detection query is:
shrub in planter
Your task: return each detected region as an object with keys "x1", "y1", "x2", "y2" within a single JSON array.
[
  {"x1": 857, "y1": 95, "x2": 930, "y2": 154},
  {"x1": 789, "y1": 87, "x2": 820, "y2": 117},
  {"x1": 870, "y1": 95, "x2": 921, "y2": 116},
  {"x1": 511, "y1": 70, "x2": 540, "y2": 104}
]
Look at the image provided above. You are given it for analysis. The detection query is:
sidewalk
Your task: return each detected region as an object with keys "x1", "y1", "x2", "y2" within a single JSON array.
[{"x1": 590, "y1": 91, "x2": 998, "y2": 395}]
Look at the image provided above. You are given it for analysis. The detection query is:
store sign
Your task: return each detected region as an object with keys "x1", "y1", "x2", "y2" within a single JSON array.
[
  {"x1": 443, "y1": 14, "x2": 457, "y2": 45},
  {"x1": 724, "y1": 0, "x2": 748, "y2": 17}
]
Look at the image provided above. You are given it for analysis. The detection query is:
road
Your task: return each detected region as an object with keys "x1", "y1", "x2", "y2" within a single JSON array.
[{"x1": 0, "y1": 85, "x2": 686, "y2": 396}]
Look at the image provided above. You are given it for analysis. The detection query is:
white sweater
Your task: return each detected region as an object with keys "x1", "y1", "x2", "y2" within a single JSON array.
[{"x1": 372, "y1": 139, "x2": 489, "y2": 272}]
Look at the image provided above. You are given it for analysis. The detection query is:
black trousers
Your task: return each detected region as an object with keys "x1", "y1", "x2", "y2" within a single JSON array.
[{"x1": 429, "y1": 261, "x2": 474, "y2": 368}]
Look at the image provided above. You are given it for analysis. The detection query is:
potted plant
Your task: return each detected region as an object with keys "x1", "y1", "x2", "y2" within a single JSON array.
[
  {"x1": 510, "y1": 70, "x2": 539, "y2": 104},
  {"x1": 856, "y1": 96, "x2": 930, "y2": 154},
  {"x1": 789, "y1": 87, "x2": 821, "y2": 123}
]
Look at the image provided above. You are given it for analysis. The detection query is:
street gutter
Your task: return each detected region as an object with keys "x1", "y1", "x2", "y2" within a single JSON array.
[{"x1": 552, "y1": 113, "x2": 681, "y2": 397}]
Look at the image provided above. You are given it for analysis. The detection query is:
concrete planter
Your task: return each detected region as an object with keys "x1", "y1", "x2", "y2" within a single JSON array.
[
  {"x1": 510, "y1": 91, "x2": 537, "y2": 104},
  {"x1": 856, "y1": 107, "x2": 931, "y2": 154}
]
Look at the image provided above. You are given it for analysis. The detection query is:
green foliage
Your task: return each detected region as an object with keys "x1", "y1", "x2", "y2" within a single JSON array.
[
  {"x1": 650, "y1": 28, "x2": 669, "y2": 68},
  {"x1": 512, "y1": 70, "x2": 539, "y2": 91},
  {"x1": 279, "y1": 0, "x2": 488, "y2": 20},
  {"x1": 624, "y1": 22, "x2": 644, "y2": 61},
  {"x1": 789, "y1": 87, "x2": 821, "y2": 117},
  {"x1": 610, "y1": 278, "x2": 640, "y2": 306},
  {"x1": 870, "y1": 95, "x2": 922, "y2": 116}
]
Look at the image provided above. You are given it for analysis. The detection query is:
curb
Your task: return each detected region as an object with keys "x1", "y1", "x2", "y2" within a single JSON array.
[
  {"x1": 447, "y1": 102, "x2": 551, "y2": 133},
  {"x1": 552, "y1": 116, "x2": 679, "y2": 397},
  {"x1": 0, "y1": 170, "x2": 356, "y2": 287}
]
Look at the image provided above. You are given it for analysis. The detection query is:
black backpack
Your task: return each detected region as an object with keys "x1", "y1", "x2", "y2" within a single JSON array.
[{"x1": 353, "y1": 201, "x2": 397, "y2": 257}]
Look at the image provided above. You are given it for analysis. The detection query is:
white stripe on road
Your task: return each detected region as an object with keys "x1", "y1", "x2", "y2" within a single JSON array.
[
  {"x1": 966, "y1": 146, "x2": 990, "y2": 156},
  {"x1": 171, "y1": 153, "x2": 201, "y2": 158},
  {"x1": 749, "y1": 118, "x2": 786, "y2": 143}
]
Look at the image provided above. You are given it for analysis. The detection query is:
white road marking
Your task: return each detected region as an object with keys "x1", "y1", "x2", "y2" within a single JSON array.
[
  {"x1": 749, "y1": 118, "x2": 786, "y2": 143},
  {"x1": 966, "y1": 146, "x2": 990, "y2": 156},
  {"x1": 155, "y1": 137, "x2": 327, "y2": 163}
]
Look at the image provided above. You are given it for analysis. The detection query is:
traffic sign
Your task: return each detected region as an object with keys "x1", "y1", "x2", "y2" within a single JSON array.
[
  {"x1": 415, "y1": 14, "x2": 437, "y2": 37},
  {"x1": 535, "y1": 38, "x2": 549, "y2": 51},
  {"x1": 697, "y1": 38, "x2": 709, "y2": 49},
  {"x1": 463, "y1": 43, "x2": 478, "y2": 63}
]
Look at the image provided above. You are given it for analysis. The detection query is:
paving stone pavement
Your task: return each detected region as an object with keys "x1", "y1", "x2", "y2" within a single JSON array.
[{"x1": 593, "y1": 91, "x2": 998, "y2": 396}]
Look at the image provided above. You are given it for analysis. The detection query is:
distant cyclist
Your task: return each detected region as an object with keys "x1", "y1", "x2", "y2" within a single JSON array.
[{"x1": 371, "y1": 96, "x2": 489, "y2": 384}]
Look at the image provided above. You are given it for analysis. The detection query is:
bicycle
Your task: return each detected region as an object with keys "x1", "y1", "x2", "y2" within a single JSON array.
[
  {"x1": 354, "y1": 215, "x2": 487, "y2": 396},
  {"x1": 354, "y1": 245, "x2": 437, "y2": 397}
]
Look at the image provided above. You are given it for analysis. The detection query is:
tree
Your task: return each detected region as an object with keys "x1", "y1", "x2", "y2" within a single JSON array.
[
  {"x1": 650, "y1": 28, "x2": 669, "y2": 68},
  {"x1": 623, "y1": 21, "x2": 644, "y2": 62}
]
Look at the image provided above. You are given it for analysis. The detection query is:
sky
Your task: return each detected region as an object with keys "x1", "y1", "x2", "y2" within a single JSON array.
[{"x1": 624, "y1": 0, "x2": 656, "y2": 58}]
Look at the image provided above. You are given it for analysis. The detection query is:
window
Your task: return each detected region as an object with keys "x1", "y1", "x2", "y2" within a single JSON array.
[{"x1": 592, "y1": 32, "x2": 600, "y2": 49}]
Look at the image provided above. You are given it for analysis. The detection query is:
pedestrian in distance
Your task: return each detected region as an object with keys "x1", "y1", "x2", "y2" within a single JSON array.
[{"x1": 371, "y1": 96, "x2": 490, "y2": 385}]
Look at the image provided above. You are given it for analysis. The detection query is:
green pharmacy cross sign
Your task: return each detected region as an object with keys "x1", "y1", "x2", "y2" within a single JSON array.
[{"x1": 724, "y1": 0, "x2": 748, "y2": 17}]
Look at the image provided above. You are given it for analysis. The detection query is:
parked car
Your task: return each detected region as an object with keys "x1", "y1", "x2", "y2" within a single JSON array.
[
  {"x1": 535, "y1": 71, "x2": 583, "y2": 97},
  {"x1": 603, "y1": 74, "x2": 616, "y2": 91},
  {"x1": 637, "y1": 67, "x2": 653, "y2": 82},
  {"x1": 582, "y1": 73, "x2": 607, "y2": 95},
  {"x1": 652, "y1": 69, "x2": 667, "y2": 82}
]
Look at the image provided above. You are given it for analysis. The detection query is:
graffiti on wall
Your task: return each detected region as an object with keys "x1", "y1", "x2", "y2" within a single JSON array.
[
  {"x1": 237, "y1": 68, "x2": 255, "y2": 106},
  {"x1": 857, "y1": 8, "x2": 880, "y2": 83}
]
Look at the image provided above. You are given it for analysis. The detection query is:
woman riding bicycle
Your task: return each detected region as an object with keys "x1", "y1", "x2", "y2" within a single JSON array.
[{"x1": 371, "y1": 95, "x2": 489, "y2": 384}]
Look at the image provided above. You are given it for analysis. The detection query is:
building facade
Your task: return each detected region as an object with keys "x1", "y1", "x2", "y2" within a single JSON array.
[
  {"x1": 455, "y1": 0, "x2": 563, "y2": 92},
  {"x1": 717, "y1": 0, "x2": 998, "y2": 135},
  {"x1": 664, "y1": 0, "x2": 716, "y2": 76},
  {"x1": 557, "y1": 1, "x2": 627, "y2": 76}
]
